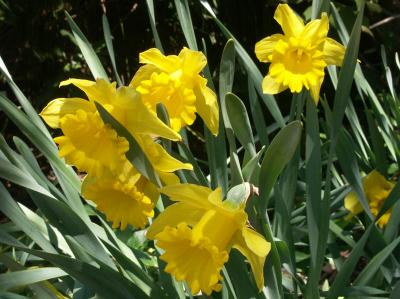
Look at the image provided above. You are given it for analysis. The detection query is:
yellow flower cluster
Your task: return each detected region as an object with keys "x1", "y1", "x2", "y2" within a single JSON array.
[
  {"x1": 345, "y1": 170, "x2": 394, "y2": 228},
  {"x1": 255, "y1": 4, "x2": 346, "y2": 103},
  {"x1": 147, "y1": 184, "x2": 271, "y2": 295},
  {"x1": 39, "y1": 47, "x2": 220, "y2": 229}
]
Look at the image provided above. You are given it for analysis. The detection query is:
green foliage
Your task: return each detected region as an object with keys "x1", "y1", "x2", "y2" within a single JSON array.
[{"x1": 1, "y1": 0, "x2": 400, "y2": 298}]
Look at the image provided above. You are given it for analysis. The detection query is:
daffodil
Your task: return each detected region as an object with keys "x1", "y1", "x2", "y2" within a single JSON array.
[
  {"x1": 147, "y1": 184, "x2": 270, "y2": 295},
  {"x1": 40, "y1": 78, "x2": 192, "y2": 176},
  {"x1": 255, "y1": 4, "x2": 346, "y2": 103},
  {"x1": 130, "y1": 48, "x2": 219, "y2": 134},
  {"x1": 345, "y1": 170, "x2": 394, "y2": 228},
  {"x1": 82, "y1": 162, "x2": 159, "y2": 229}
]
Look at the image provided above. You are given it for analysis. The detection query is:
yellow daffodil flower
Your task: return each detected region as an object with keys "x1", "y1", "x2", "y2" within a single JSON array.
[
  {"x1": 345, "y1": 170, "x2": 394, "y2": 228},
  {"x1": 130, "y1": 47, "x2": 219, "y2": 135},
  {"x1": 82, "y1": 162, "x2": 159, "y2": 229},
  {"x1": 147, "y1": 184, "x2": 271, "y2": 295},
  {"x1": 255, "y1": 4, "x2": 346, "y2": 103},
  {"x1": 40, "y1": 78, "x2": 192, "y2": 176}
]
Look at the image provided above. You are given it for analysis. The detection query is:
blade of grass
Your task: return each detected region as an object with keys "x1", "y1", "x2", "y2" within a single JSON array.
[
  {"x1": 102, "y1": 14, "x2": 123, "y2": 86},
  {"x1": 145, "y1": 0, "x2": 164, "y2": 52},
  {"x1": 65, "y1": 11, "x2": 108, "y2": 80}
]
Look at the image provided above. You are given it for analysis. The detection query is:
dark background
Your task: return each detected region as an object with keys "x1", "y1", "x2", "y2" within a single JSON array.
[{"x1": 1, "y1": 0, "x2": 400, "y2": 141}]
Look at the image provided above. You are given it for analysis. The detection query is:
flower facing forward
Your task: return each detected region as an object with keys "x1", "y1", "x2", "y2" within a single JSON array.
[
  {"x1": 147, "y1": 184, "x2": 271, "y2": 295},
  {"x1": 40, "y1": 78, "x2": 192, "y2": 177},
  {"x1": 345, "y1": 170, "x2": 394, "y2": 228},
  {"x1": 82, "y1": 161, "x2": 159, "y2": 229},
  {"x1": 255, "y1": 4, "x2": 346, "y2": 103},
  {"x1": 130, "y1": 48, "x2": 219, "y2": 134}
]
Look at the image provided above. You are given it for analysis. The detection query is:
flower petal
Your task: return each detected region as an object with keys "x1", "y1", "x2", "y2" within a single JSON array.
[
  {"x1": 344, "y1": 190, "x2": 363, "y2": 215},
  {"x1": 194, "y1": 79, "x2": 219, "y2": 135},
  {"x1": 160, "y1": 183, "x2": 214, "y2": 208},
  {"x1": 129, "y1": 64, "x2": 160, "y2": 87},
  {"x1": 137, "y1": 135, "x2": 192, "y2": 172},
  {"x1": 323, "y1": 37, "x2": 346, "y2": 66},
  {"x1": 179, "y1": 47, "x2": 207, "y2": 76},
  {"x1": 232, "y1": 227, "x2": 271, "y2": 290},
  {"x1": 309, "y1": 76, "x2": 324, "y2": 105},
  {"x1": 122, "y1": 93, "x2": 181, "y2": 141},
  {"x1": 274, "y1": 4, "x2": 304, "y2": 37},
  {"x1": 301, "y1": 13, "x2": 329, "y2": 44},
  {"x1": 60, "y1": 78, "x2": 117, "y2": 106},
  {"x1": 255, "y1": 34, "x2": 284, "y2": 63},
  {"x1": 146, "y1": 202, "x2": 204, "y2": 238},
  {"x1": 262, "y1": 75, "x2": 288, "y2": 94},
  {"x1": 139, "y1": 48, "x2": 179, "y2": 73},
  {"x1": 40, "y1": 98, "x2": 94, "y2": 128}
]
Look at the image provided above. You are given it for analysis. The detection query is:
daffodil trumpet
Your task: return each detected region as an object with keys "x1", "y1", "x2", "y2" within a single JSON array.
[
  {"x1": 255, "y1": 4, "x2": 346, "y2": 104},
  {"x1": 147, "y1": 184, "x2": 271, "y2": 295}
]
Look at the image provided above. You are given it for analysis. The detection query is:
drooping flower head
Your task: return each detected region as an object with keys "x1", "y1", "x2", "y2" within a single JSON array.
[
  {"x1": 40, "y1": 78, "x2": 192, "y2": 177},
  {"x1": 147, "y1": 184, "x2": 271, "y2": 295},
  {"x1": 345, "y1": 170, "x2": 394, "y2": 228},
  {"x1": 82, "y1": 161, "x2": 159, "y2": 229},
  {"x1": 130, "y1": 48, "x2": 219, "y2": 134},
  {"x1": 255, "y1": 4, "x2": 346, "y2": 103}
]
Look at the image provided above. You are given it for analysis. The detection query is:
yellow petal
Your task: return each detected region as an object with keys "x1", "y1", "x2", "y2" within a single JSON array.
[
  {"x1": 160, "y1": 183, "x2": 213, "y2": 208},
  {"x1": 146, "y1": 202, "x2": 204, "y2": 239},
  {"x1": 136, "y1": 135, "x2": 192, "y2": 172},
  {"x1": 60, "y1": 78, "x2": 116, "y2": 106},
  {"x1": 194, "y1": 80, "x2": 219, "y2": 135},
  {"x1": 39, "y1": 98, "x2": 94, "y2": 128},
  {"x1": 232, "y1": 228, "x2": 271, "y2": 290},
  {"x1": 363, "y1": 170, "x2": 394, "y2": 202},
  {"x1": 323, "y1": 38, "x2": 346, "y2": 66},
  {"x1": 55, "y1": 110, "x2": 129, "y2": 176},
  {"x1": 255, "y1": 34, "x2": 284, "y2": 63},
  {"x1": 309, "y1": 77, "x2": 324, "y2": 104},
  {"x1": 123, "y1": 96, "x2": 181, "y2": 141},
  {"x1": 179, "y1": 47, "x2": 207, "y2": 76},
  {"x1": 262, "y1": 75, "x2": 287, "y2": 94},
  {"x1": 344, "y1": 190, "x2": 363, "y2": 215},
  {"x1": 82, "y1": 174, "x2": 157, "y2": 229},
  {"x1": 158, "y1": 171, "x2": 181, "y2": 185},
  {"x1": 129, "y1": 64, "x2": 160, "y2": 87},
  {"x1": 139, "y1": 48, "x2": 179, "y2": 73},
  {"x1": 301, "y1": 13, "x2": 329, "y2": 44},
  {"x1": 274, "y1": 4, "x2": 304, "y2": 37}
]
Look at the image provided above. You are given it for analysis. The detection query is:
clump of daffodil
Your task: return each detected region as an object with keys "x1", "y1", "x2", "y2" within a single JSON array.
[
  {"x1": 255, "y1": 4, "x2": 346, "y2": 103},
  {"x1": 40, "y1": 78, "x2": 192, "y2": 178},
  {"x1": 147, "y1": 184, "x2": 271, "y2": 295},
  {"x1": 345, "y1": 170, "x2": 394, "y2": 228},
  {"x1": 130, "y1": 47, "x2": 219, "y2": 134},
  {"x1": 82, "y1": 161, "x2": 159, "y2": 229}
]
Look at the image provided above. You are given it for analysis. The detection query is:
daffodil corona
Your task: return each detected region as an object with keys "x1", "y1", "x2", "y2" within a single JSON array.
[
  {"x1": 147, "y1": 184, "x2": 271, "y2": 295},
  {"x1": 255, "y1": 4, "x2": 346, "y2": 103},
  {"x1": 345, "y1": 170, "x2": 394, "y2": 228},
  {"x1": 130, "y1": 48, "x2": 219, "y2": 134}
]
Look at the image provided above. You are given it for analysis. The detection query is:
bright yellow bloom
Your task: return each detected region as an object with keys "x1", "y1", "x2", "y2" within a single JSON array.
[
  {"x1": 255, "y1": 4, "x2": 346, "y2": 103},
  {"x1": 147, "y1": 184, "x2": 270, "y2": 295},
  {"x1": 40, "y1": 78, "x2": 192, "y2": 176},
  {"x1": 82, "y1": 162, "x2": 159, "y2": 229},
  {"x1": 130, "y1": 48, "x2": 219, "y2": 135},
  {"x1": 345, "y1": 170, "x2": 394, "y2": 228}
]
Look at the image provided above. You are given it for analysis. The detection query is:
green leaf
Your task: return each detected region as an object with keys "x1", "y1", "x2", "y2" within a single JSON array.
[
  {"x1": 174, "y1": 0, "x2": 197, "y2": 50},
  {"x1": 259, "y1": 121, "x2": 303, "y2": 207},
  {"x1": 65, "y1": 11, "x2": 108, "y2": 80},
  {"x1": 354, "y1": 236, "x2": 400, "y2": 286},
  {"x1": 225, "y1": 92, "x2": 256, "y2": 157},
  {"x1": 95, "y1": 102, "x2": 161, "y2": 187},
  {"x1": 102, "y1": 14, "x2": 123, "y2": 86},
  {"x1": 145, "y1": 0, "x2": 164, "y2": 52},
  {"x1": 327, "y1": 225, "x2": 373, "y2": 299},
  {"x1": 0, "y1": 268, "x2": 66, "y2": 291}
]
